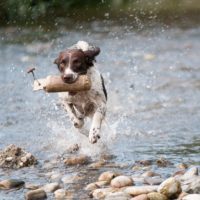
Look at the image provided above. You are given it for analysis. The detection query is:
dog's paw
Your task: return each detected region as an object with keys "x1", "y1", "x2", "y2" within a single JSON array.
[
  {"x1": 89, "y1": 128, "x2": 100, "y2": 144},
  {"x1": 72, "y1": 117, "x2": 84, "y2": 129}
]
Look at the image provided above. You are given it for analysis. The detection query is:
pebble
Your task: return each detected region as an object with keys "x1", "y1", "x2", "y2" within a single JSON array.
[
  {"x1": 136, "y1": 160, "x2": 153, "y2": 166},
  {"x1": 21, "y1": 156, "x2": 27, "y2": 163},
  {"x1": 5, "y1": 157, "x2": 13, "y2": 162},
  {"x1": 64, "y1": 155, "x2": 90, "y2": 166},
  {"x1": 182, "y1": 166, "x2": 198, "y2": 180},
  {"x1": 88, "y1": 160, "x2": 106, "y2": 169},
  {"x1": 132, "y1": 165, "x2": 151, "y2": 171},
  {"x1": 130, "y1": 194, "x2": 148, "y2": 200},
  {"x1": 25, "y1": 183, "x2": 40, "y2": 190},
  {"x1": 0, "y1": 179, "x2": 25, "y2": 189},
  {"x1": 0, "y1": 144, "x2": 37, "y2": 169},
  {"x1": 156, "y1": 158, "x2": 171, "y2": 167},
  {"x1": 158, "y1": 177, "x2": 182, "y2": 198},
  {"x1": 42, "y1": 182, "x2": 60, "y2": 193},
  {"x1": 144, "y1": 177, "x2": 164, "y2": 185},
  {"x1": 111, "y1": 175, "x2": 133, "y2": 188},
  {"x1": 131, "y1": 176, "x2": 145, "y2": 184},
  {"x1": 177, "y1": 163, "x2": 188, "y2": 170},
  {"x1": 66, "y1": 143, "x2": 80, "y2": 153},
  {"x1": 25, "y1": 189, "x2": 47, "y2": 200},
  {"x1": 141, "y1": 171, "x2": 161, "y2": 178},
  {"x1": 182, "y1": 176, "x2": 200, "y2": 193},
  {"x1": 124, "y1": 185, "x2": 158, "y2": 196},
  {"x1": 105, "y1": 191, "x2": 132, "y2": 200},
  {"x1": 173, "y1": 170, "x2": 185, "y2": 177},
  {"x1": 182, "y1": 194, "x2": 200, "y2": 200},
  {"x1": 147, "y1": 192, "x2": 167, "y2": 200},
  {"x1": 177, "y1": 192, "x2": 188, "y2": 200},
  {"x1": 85, "y1": 181, "x2": 108, "y2": 191},
  {"x1": 54, "y1": 189, "x2": 73, "y2": 199},
  {"x1": 98, "y1": 171, "x2": 119, "y2": 182},
  {"x1": 92, "y1": 187, "x2": 119, "y2": 199}
]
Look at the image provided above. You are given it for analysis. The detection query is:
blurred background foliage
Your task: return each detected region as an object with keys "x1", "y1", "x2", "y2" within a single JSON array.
[{"x1": 0, "y1": 0, "x2": 200, "y2": 26}]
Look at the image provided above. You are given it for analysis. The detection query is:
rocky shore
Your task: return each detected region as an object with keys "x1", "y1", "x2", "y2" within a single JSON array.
[{"x1": 0, "y1": 144, "x2": 199, "y2": 200}]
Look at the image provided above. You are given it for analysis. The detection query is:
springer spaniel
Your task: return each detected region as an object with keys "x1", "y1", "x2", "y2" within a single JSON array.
[{"x1": 54, "y1": 41, "x2": 107, "y2": 144}]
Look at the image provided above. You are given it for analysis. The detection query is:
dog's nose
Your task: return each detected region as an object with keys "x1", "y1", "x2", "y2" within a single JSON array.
[{"x1": 63, "y1": 74, "x2": 74, "y2": 83}]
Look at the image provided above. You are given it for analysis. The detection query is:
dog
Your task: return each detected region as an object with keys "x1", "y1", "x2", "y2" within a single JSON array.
[{"x1": 54, "y1": 41, "x2": 107, "y2": 144}]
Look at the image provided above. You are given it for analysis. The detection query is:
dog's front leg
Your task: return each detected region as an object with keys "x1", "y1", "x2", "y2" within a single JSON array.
[
  {"x1": 62, "y1": 102, "x2": 84, "y2": 129},
  {"x1": 89, "y1": 104, "x2": 106, "y2": 144}
]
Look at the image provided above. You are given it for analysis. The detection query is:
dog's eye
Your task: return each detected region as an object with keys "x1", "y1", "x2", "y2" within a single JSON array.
[
  {"x1": 59, "y1": 65, "x2": 64, "y2": 72},
  {"x1": 61, "y1": 60, "x2": 66, "y2": 64}
]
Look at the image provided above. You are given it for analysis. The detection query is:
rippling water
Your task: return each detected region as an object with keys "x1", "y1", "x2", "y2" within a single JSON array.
[{"x1": 0, "y1": 23, "x2": 200, "y2": 199}]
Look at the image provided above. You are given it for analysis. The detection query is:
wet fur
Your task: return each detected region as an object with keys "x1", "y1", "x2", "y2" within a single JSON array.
[{"x1": 55, "y1": 41, "x2": 107, "y2": 144}]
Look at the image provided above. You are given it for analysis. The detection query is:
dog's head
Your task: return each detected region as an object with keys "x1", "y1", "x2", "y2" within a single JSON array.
[{"x1": 54, "y1": 47, "x2": 100, "y2": 83}]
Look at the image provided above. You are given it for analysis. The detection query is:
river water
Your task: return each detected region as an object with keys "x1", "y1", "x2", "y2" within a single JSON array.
[{"x1": 0, "y1": 22, "x2": 200, "y2": 199}]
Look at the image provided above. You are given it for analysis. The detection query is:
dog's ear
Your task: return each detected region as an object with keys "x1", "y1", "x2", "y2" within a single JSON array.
[
  {"x1": 54, "y1": 57, "x2": 59, "y2": 65},
  {"x1": 84, "y1": 47, "x2": 100, "y2": 66},
  {"x1": 84, "y1": 47, "x2": 100, "y2": 59}
]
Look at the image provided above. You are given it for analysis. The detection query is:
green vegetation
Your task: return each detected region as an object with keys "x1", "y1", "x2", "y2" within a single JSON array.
[{"x1": 1, "y1": 0, "x2": 200, "y2": 26}]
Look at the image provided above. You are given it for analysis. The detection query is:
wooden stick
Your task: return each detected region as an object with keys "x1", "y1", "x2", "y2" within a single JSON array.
[{"x1": 33, "y1": 75, "x2": 91, "y2": 92}]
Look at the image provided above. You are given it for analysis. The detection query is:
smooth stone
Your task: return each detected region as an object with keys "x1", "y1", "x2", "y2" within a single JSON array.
[
  {"x1": 88, "y1": 160, "x2": 106, "y2": 169},
  {"x1": 141, "y1": 171, "x2": 161, "y2": 178},
  {"x1": 54, "y1": 189, "x2": 73, "y2": 199},
  {"x1": 144, "y1": 177, "x2": 164, "y2": 185},
  {"x1": 21, "y1": 156, "x2": 27, "y2": 163},
  {"x1": 130, "y1": 194, "x2": 148, "y2": 200},
  {"x1": 25, "y1": 189, "x2": 47, "y2": 200},
  {"x1": 147, "y1": 192, "x2": 167, "y2": 200},
  {"x1": 92, "y1": 187, "x2": 119, "y2": 199},
  {"x1": 64, "y1": 155, "x2": 89, "y2": 166},
  {"x1": 111, "y1": 176, "x2": 133, "y2": 188},
  {"x1": 182, "y1": 176, "x2": 200, "y2": 193},
  {"x1": 85, "y1": 181, "x2": 108, "y2": 191},
  {"x1": 158, "y1": 177, "x2": 182, "y2": 198},
  {"x1": 66, "y1": 143, "x2": 80, "y2": 153},
  {"x1": 177, "y1": 192, "x2": 188, "y2": 200},
  {"x1": 42, "y1": 182, "x2": 60, "y2": 193},
  {"x1": 182, "y1": 167, "x2": 198, "y2": 180},
  {"x1": 131, "y1": 176, "x2": 145, "y2": 184},
  {"x1": 124, "y1": 186, "x2": 158, "y2": 196},
  {"x1": 132, "y1": 165, "x2": 151, "y2": 171},
  {"x1": 177, "y1": 163, "x2": 188, "y2": 170},
  {"x1": 105, "y1": 191, "x2": 132, "y2": 200},
  {"x1": 0, "y1": 179, "x2": 25, "y2": 189},
  {"x1": 25, "y1": 183, "x2": 40, "y2": 190},
  {"x1": 136, "y1": 160, "x2": 153, "y2": 166},
  {"x1": 5, "y1": 157, "x2": 13, "y2": 162},
  {"x1": 173, "y1": 170, "x2": 185, "y2": 177},
  {"x1": 182, "y1": 194, "x2": 200, "y2": 200},
  {"x1": 98, "y1": 171, "x2": 119, "y2": 182},
  {"x1": 156, "y1": 158, "x2": 171, "y2": 167}
]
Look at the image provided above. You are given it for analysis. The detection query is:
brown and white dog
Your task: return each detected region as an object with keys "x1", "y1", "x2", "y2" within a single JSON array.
[{"x1": 54, "y1": 41, "x2": 107, "y2": 144}]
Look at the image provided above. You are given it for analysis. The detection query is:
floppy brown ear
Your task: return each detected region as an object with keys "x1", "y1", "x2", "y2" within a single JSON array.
[
  {"x1": 84, "y1": 47, "x2": 100, "y2": 59},
  {"x1": 84, "y1": 47, "x2": 100, "y2": 66},
  {"x1": 54, "y1": 58, "x2": 59, "y2": 65}
]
